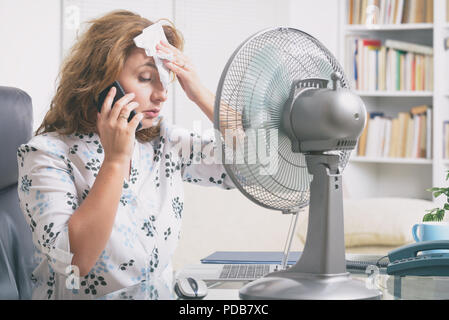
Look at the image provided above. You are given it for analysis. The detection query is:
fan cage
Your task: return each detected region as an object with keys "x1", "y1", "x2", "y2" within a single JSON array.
[{"x1": 214, "y1": 27, "x2": 352, "y2": 211}]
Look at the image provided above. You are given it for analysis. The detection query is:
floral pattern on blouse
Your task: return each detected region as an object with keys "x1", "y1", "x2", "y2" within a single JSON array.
[{"x1": 17, "y1": 119, "x2": 234, "y2": 300}]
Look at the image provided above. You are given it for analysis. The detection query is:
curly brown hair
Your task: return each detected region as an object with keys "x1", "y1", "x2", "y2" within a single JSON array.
[{"x1": 36, "y1": 10, "x2": 184, "y2": 142}]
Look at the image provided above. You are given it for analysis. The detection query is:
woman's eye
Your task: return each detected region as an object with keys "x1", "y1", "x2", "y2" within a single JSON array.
[{"x1": 139, "y1": 76, "x2": 152, "y2": 82}]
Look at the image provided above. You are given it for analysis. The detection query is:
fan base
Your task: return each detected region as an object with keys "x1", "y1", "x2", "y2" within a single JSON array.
[{"x1": 239, "y1": 271, "x2": 382, "y2": 300}]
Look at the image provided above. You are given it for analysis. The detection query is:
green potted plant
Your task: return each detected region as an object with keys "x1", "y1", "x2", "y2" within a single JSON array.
[{"x1": 423, "y1": 171, "x2": 449, "y2": 222}]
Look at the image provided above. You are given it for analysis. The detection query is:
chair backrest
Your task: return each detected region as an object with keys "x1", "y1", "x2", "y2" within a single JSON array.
[{"x1": 0, "y1": 86, "x2": 35, "y2": 299}]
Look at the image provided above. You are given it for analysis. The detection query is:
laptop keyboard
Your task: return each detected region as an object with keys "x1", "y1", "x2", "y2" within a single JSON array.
[{"x1": 219, "y1": 264, "x2": 272, "y2": 279}]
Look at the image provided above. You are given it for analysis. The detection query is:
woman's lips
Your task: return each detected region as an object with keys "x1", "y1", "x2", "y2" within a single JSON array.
[{"x1": 143, "y1": 109, "x2": 160, "y2": 118}]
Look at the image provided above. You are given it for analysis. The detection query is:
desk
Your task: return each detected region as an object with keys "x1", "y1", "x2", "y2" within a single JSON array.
[{"x1": 100, "y1": 269, "x2": 449, "y2": 300}]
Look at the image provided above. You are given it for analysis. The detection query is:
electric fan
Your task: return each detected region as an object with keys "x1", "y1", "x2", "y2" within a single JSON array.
[{"x1": 214, "y1": 27, "x2": 382, "y2": 300}]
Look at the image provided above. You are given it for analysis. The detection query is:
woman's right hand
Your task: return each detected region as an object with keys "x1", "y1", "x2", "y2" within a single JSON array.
[{"x1": 96, "y1": 86, "x2": 143, "y2": 166}]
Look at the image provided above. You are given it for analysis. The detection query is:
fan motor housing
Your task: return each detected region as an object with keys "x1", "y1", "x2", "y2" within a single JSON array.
[{"x1": 282, "y1": 87, "x2": 366, "y2": 153}]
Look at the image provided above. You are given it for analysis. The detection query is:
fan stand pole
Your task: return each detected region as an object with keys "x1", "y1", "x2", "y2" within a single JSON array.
[
  {"x1": 290, "y1": 153, "x2": 347, "y2": 275},
  {"x1": 239, "y1": 154, "x2": 382, "y2": 300}
]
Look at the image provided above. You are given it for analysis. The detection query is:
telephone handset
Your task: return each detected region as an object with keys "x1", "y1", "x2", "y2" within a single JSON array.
[
  {"x1": 97, "y1": 80, "x2": 142, "y2": 131},
  {"x1": 386, "y1": 240, "x2": 449, "y2": 276}
]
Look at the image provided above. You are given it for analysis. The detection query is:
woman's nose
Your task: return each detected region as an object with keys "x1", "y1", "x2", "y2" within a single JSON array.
[{"x1": 151, "y1": 82, "x2": 168, "y2": 104}]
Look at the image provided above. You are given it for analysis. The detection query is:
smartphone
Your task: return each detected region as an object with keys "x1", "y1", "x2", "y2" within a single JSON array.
[{"x1": 97, "y1": 80, "x2": 142, "y2": 131}]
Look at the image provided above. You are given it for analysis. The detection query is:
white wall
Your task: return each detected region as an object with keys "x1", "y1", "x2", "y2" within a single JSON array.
[
  {"x1": 173, "y1": 0, "x2": 289, "y2": 131},
  {"x1": 0, "y1": 0, "x2": 61, "y2": 131},
  {"x1": 287, "y1": 0, "x2": 340, "y2": 59}
]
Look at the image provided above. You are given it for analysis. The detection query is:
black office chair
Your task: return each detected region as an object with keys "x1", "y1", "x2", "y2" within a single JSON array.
[{"x1": 0, "y1": 86, "x2": 36, "y2": 299}]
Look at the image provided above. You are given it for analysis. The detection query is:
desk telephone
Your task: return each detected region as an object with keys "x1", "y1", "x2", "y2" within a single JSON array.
[{"x1": 387, "y1": 240, "x2": 449, "y2": 276}]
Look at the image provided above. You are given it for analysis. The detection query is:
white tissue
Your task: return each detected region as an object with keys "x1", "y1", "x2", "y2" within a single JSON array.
[{"x1": 134, "y1": 21, "x2": 174, "y2": 89}]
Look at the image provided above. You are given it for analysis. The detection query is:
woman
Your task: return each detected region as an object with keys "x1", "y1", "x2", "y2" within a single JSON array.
[{"x1": 17, "y1": 10, "x2": 233, "y2": 300}]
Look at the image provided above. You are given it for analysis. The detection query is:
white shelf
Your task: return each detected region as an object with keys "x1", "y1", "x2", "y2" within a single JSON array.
[
  {"x1": 351, "y1": 156, "x2": 433, "y2": 165},
  {"x1": 345, "y1": 23, "x2": 434, "y2": 31},
  {"x1": 356, "y1": 91, "x2": 434, "y2": 97},
  {"x1": 339, "y1": 0, "x2": 447, "y2": 201}
]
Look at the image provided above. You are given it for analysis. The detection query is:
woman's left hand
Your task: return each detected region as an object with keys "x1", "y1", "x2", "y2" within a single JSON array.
[{"x1": 157, "y1": 40, "x2": 206, "y2": 104}]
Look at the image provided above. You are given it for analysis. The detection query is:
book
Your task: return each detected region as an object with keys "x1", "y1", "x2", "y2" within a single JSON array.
[
  {"x1": 360, "y1": 106, "x2": 431, "y2": 160},
  {"x1": 405, "y1": 115, "x2": 414, "y2": 157},
  {"x1": 380, "y1": 0, "x2": 387, "y2": 24},
  {"x1": 347, "y1": 0, "x2": 433, "y2": 25},
  {"x1": 411, "y1": 114, "x2": 420, "y2": 157},
  {"x1": 426, "y1": 0, "x2": 433, "y2": 23},
  {"x1": 410, "y1": 104, "x2": 428, "y2": 115},
  {"x1": 416, "y1": 0, "x2": 425, "y2": 23},
  {"x1": 347, "y1": 36, "x2": 433, "y2": 92},
  {"x1": 416, "y1": 54, "x2": 423, "y2": 90},
  {"x1": 409, "y1": 0, "x2": 417, "y2": 23},
  {"x1": 365, "y1": 112, "x2": 384, "y2": 157},
  {"x1": 389, "y1": 117, "x2": 400, "y2": 157},
  {"x1": 392, "y1": 0, "x2": 399, "y2": 24},
  {"x1": 349, "y1": 0, "x2": 354, "y2": 24},
  {"x1": 385, "y1": 39, "x2": 433, "y2": 56},
  {"x1": 354, "y1": 0, "x2": 361, "y2": 24},
  {"x1": 362, "y1": 39, "x2": 381, "y2": 90},
  {"x1": 365, "y1": 117, "x2": 378, "y2": 157},
  {"x1": 418, "y1": 114, "x2": 427, "y2": 158},
  {"x1": 358, "y1": 111, "x2": 370, "y2": 156},
  {"x1": 383, "y1": 118, "x2": 392, "y2": 157},
  {"x1": 409, "y1": 105, "x2": 428, "y2": 158},
  {"x1": 402, "y1": 0, "x2": 410, "y2": 23},
  {"x1": 396, "y1": 0, "x2": 404, "y2": 23},
  {"x1": 444, "y1": 121, "x2": 449, "y2": 159},
  {"x1": 360, "y1": 0, "x2": 367, "y2": 24},
  {"x1": 447, "y1": 0, "x2": 449, "y2": 23},
  {"x1": 426, "y1": 108, "x2": 432, "y2": 159},
  {"x1": 426, "y1": 55, "x2": 433, "y2": 91},
  {"x1": 411, "y1": 53, "x2": 416, "y2": 90},
  {"x1": 397, "y1": 112, "x2": 410, "y2": 157},
  {"x1": 378, "y1": 46, "x2": 387, "y2": 90},
  {"x1": 376, "y1": 117, "x2": 386, "y2": 156}
]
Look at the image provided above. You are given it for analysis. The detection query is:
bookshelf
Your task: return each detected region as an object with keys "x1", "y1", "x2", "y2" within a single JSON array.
[
  {"x1": 351, "y1": 156, "x2": 433, "y2": 165},
  {"x1": 357, "y1": 91, "x2": 433, "y2": 97},
  {"x1": 345, "y1": 23, "x2": 433, "y2": 31},
  {"x1": 339, "y1": 0, "x2": 449, "y2": 203}
]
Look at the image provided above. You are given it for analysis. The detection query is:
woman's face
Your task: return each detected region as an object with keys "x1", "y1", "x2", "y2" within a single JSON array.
[{"x1": 117, "y1": 47, "x2": 168, "y2": 129}]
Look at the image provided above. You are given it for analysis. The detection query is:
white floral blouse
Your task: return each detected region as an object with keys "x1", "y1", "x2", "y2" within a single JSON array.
[{"x1": 17, "y1": 118, "x2": 234, "y2": 300}]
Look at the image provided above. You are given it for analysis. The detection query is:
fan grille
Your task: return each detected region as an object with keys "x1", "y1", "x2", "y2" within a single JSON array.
[{"x1": 215, "y1": 27, "x2": 351, "y2": 211}]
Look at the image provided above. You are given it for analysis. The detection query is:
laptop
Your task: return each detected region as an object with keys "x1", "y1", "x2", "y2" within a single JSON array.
[
  {"x1": 175, "y1": 251, "x2": 388, "y2": 281},
  {"x1": 176, "y1": 263, "x2": 282, "y2": 281}
]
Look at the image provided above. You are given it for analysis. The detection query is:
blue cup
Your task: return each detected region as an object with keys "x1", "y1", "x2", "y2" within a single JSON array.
[{"x1": 412, "y1": 222, "x2": 449, "y2": 254}]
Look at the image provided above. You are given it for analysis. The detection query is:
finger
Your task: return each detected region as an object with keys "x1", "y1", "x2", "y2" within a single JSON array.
[
  {"x1": 157, "y1": 43, "x2": 187, "y2": 63},
  {"x1": 160, "y1": 54, "x2": 185, "y2": 68},
  {"x1": 118, "y1": 101, "x2": 140, "y2": 121},
  {"x1": 101, "y1": 86, "x2": 116, "y2": 116},
  {"x1": 174, "y1": 58, "x2": 188, "y2": 69},
  {"x1": 160, "y1": 40, "x2": 182, "y2": 54},
  {"x1": 109, "y1": 92, "x2": 136, "y2": 121},
  {"x1": 164, "y1": 61, "x2": 189, "y2": 74},
  {"x1": 156, "y1": 46, "x2": 177, "y2": 63},
  {"x1": 157, "y1": 43, "x2": 188, "y2": 67},
  {"x1": 156, "y1": 43, "x2": 170, "y2": 54},
  {"x1": 129, "y1": 112, "x2": 144, "y2": 130}
]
